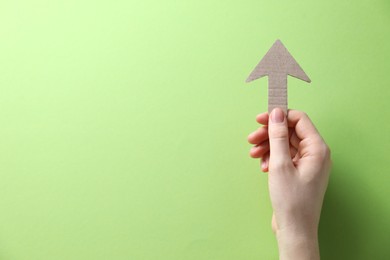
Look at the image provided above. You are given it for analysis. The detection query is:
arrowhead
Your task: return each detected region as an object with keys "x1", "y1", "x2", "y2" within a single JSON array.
[{"x1": 246, "y1": 39, "x2": 311, "y2": 83}]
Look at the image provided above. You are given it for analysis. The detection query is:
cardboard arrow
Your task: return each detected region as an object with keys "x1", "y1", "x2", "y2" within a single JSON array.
[{"x1": 246, "y1": 39, "x2": 311, "y2": 114}]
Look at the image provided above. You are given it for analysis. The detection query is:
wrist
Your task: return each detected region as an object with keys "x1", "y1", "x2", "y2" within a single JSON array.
[{"x1": 276, "y1": 228, "x2": 320, "y2": 260}]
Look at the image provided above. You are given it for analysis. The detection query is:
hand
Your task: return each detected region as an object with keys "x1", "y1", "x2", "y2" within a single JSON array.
[{"x1": 248, "y1": 108, "x2": 331, "y2": 260}]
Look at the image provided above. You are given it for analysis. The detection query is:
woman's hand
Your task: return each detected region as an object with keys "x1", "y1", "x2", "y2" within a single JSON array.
[{"x1": 248, "y1": 108, "x2": 332, "y2": 260}]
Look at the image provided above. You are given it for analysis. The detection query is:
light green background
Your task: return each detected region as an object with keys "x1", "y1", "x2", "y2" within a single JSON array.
[{"x1": 0, "y1": 0, "x2": 389, "y2": 259}]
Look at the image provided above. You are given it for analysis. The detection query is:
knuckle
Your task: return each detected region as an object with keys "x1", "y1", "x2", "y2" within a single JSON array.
[
  {"x1": 325, "y1": 144, "x2": 331, "y2": 158},
  {"x1": 294, "y1": 110, "x2": 308, "y2": 118},
  {"x1": 302, "y1": 112, "x2": 310, "y2": 120},
  {"x1": 269, "y1": 126, "x2": 289, "y2": 140},
  {"x1": 322, "y1": 143, "x2": 331, "y2": 159},
  {"x1": 315, "y1": 142, "x2": 331, "y2": 162}
]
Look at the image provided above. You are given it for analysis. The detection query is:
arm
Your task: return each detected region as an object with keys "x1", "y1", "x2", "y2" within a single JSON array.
[{"x1": 248, "y1": 108, "x2": 331, "y2": 260}]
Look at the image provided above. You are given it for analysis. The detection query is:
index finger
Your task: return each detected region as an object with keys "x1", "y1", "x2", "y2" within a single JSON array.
[{"x1": 287, "y1": 110, "x2": 321, "y2": 140}]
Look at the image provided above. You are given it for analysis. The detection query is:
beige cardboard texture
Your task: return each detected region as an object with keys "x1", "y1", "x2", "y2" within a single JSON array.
[{"x1": 246, "y1": 40, "x2": 311, "y2": 114}]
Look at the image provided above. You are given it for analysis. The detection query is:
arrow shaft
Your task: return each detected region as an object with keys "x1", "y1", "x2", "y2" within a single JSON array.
[{"x1": 268, "y1": 73, "x2": 287, "y2": 114}]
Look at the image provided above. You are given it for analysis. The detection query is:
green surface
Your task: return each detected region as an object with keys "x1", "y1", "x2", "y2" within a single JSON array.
[{"x1": 0, "y1": 0, "x2": 389, "y2": 259}]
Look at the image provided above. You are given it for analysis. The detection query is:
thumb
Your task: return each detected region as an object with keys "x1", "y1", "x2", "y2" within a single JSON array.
[{"x1": 268, "y1": 108, "x2": 293, "y2": 169}]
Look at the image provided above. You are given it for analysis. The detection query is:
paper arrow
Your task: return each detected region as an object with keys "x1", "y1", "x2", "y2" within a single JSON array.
[{"x1": 246, "y1": 39, "x2": 311, "y2": 114}]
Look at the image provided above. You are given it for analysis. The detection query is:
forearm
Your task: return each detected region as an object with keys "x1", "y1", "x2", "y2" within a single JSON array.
[{"x1": 276, "y1": 229, "x2": 320, "y2": 260}]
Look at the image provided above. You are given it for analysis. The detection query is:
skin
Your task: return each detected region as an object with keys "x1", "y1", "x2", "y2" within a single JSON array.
[{"x1": 248, "y1": 108, "x2": 332, "y2": 260}]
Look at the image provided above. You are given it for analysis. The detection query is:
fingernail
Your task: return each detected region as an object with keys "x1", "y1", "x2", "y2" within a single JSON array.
[{"x1": 270, "y1": 108, "x2": 285, "y2": 123}]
